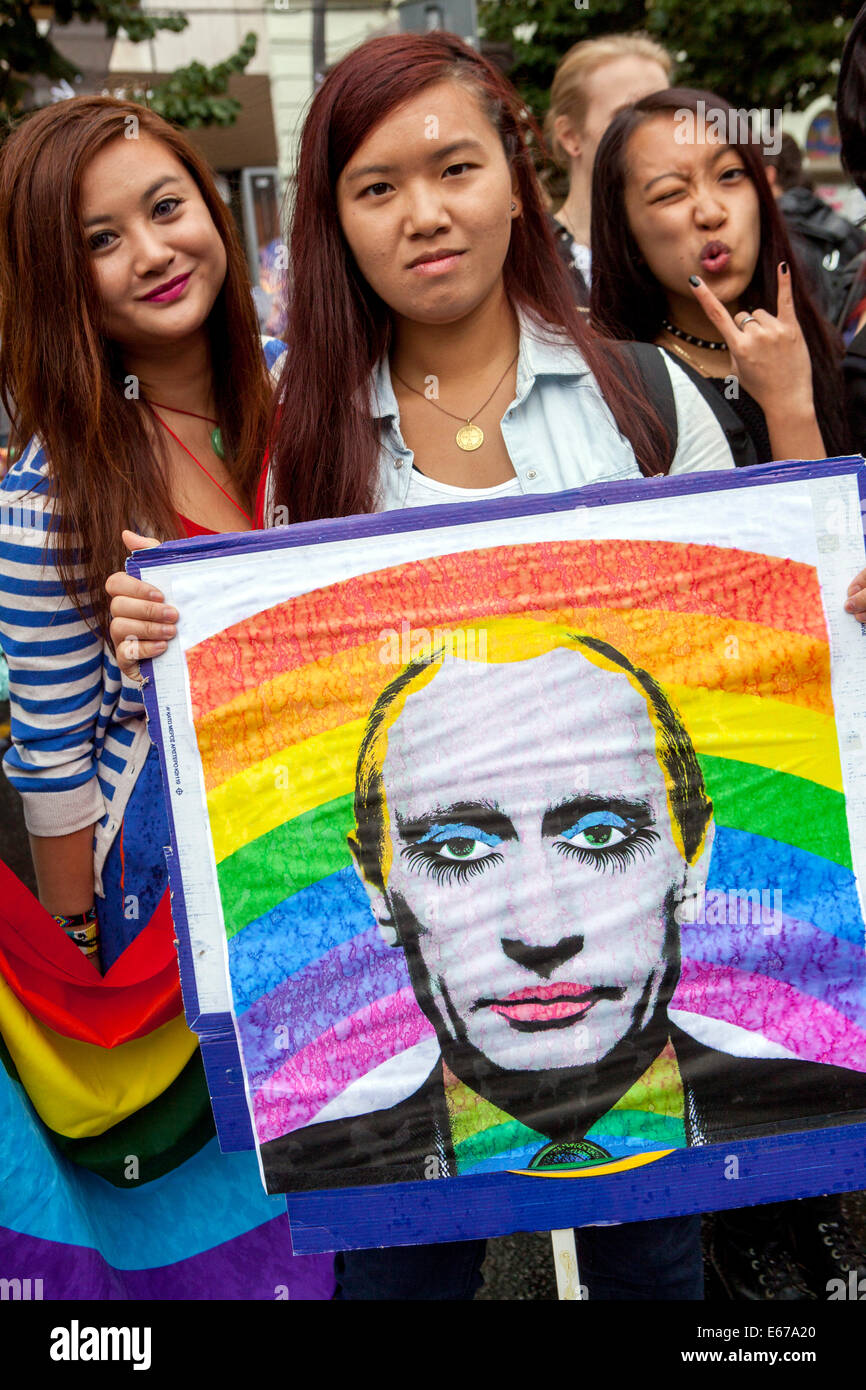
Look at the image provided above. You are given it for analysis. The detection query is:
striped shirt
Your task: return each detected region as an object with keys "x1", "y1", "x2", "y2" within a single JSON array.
[{"x1": 0, "y1": 337, "x2": 286, "y2": 894}]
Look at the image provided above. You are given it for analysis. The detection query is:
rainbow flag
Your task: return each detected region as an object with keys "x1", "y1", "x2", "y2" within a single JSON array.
[
  {"x1": 0, "y1": 864, "x2": 334, "y2": 1298},
  {"x1": 184, "y1": 534, "x2": 866, "y2": 1180}
]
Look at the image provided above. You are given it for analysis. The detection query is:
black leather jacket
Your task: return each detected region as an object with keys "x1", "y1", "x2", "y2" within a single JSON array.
[{"x1": 779, "y1": 186, "x2": 866, "y2": 321}]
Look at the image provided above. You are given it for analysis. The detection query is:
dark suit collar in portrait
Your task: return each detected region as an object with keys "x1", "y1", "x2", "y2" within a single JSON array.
[{"x1": 259, "y1": 1024, "x2": 866, "y2": 1193}]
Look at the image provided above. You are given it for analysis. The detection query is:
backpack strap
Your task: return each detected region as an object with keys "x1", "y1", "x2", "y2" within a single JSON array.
[
  {"x1": 656, "y1": 348, "x2": 760, "y2": 470},
  {"x1": 621, "y1": 341, "x2": 678, "y2": 470},
  {"x1": 617, "y1": 341, "x2": 759, "y2": 472}
]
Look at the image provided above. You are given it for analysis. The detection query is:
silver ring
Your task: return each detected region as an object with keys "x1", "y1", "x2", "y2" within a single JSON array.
[{"x1": 738, "y1": 314, "x2": 758, "y2": 329}]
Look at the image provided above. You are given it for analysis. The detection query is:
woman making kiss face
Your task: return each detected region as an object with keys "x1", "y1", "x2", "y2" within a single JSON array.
[
  {"x1": 623, "y1": 116, "x2": 762, "y2": 332},
  {"x1": 590, "y1": 88, "x2": 848, "y2": 464}
]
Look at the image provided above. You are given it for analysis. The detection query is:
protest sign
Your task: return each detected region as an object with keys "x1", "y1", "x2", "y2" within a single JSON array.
[{"x1": 134, "y1": 459, "x2": 866, "y2": 1251}]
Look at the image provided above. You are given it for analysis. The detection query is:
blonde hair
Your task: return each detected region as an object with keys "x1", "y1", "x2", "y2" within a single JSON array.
[{"x1": 545, "y1": 32, "x2": 674, "y2": 167}]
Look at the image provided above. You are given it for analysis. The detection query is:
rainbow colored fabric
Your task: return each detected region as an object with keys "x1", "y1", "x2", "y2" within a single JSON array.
[
  {"x1": 186, "y1": 537, "x2": 866, "y2": 1175},
  {"x1": 0, "y1": 864, "x2": 334, "y2": 1298}
]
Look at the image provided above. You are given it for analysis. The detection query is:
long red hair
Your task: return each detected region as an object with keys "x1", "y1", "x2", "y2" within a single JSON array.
[
  {"x1": 0, "y1": 97, "x2": 271, "y2": 635},
  {"x1": 268, "y1": 31, "x2": 675, "y2": 522}
]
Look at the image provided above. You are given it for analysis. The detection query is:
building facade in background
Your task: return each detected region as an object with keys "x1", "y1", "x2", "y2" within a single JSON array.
[{"x1": 108, "y1": 0, "x2": 399, "y2": 182}]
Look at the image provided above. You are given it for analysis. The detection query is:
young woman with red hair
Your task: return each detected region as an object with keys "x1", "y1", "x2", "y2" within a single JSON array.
[
  {"x1": 0, "y1": 96, "x2": 333, "y2": 1300},
  {"x1": 115, "y1": 36, "x2": 737, "y2": 637},
  {"x1": 0, "y1": 96, "x2": 279, "y2": 967}
]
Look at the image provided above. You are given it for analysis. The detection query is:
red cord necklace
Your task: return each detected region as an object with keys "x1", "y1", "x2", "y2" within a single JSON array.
[
  {"x1": 148, "y1": 406, "x2": 252, "y2": 525},
  {"x1": 147, "y1": 399, "x2": 225, "y2": 461},
  {"x1": 148, "y1": 400, "x2": 217, "y2": 423}
]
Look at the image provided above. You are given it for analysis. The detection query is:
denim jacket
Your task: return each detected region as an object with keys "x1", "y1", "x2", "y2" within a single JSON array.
[{"x1": 368, "y1": 312, "x2": 733, "y2": 510}]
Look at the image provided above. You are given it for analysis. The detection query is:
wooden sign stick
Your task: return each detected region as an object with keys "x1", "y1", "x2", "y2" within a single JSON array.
[{"x1": 550, "y1": 1227, "x2": 583, "y2": 1300}]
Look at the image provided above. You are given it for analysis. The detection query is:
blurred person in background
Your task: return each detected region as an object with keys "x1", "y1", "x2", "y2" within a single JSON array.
[
  {"x1": 837, "y1": 1, "x2": 866, "y2": 446},
  {"x1": 764, "y1": 131, "x2": 865, "y2": 323},
  {"x1": 543, "y1": 33, "x2": 673, "y2": 302}
]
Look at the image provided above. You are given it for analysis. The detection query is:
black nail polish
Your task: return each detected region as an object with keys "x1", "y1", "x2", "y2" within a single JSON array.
[
  {"x1": 780, "y1": 261, "x2": 789, "y2": 274},
  {"x1": 689, "y1": 274, "x2": 701, "y2": 286}
]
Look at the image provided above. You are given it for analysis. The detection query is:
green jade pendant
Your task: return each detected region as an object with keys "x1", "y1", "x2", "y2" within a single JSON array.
[{"x1": 210, "y1": 427, "x2": 224, "y2": 460}]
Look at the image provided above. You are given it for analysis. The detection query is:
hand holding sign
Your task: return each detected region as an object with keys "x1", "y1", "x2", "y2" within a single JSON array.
[{"x1": 106, "y1": 531, "x2": 175, "y2": 681}]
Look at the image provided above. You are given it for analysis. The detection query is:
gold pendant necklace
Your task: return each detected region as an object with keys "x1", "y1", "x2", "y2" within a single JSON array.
[
  {"x1": 455, "y1": 422, "x2": 484, "y2": 451},
  {"x1": 392, "y1": 349, "x2": 519, "y2": 452}
]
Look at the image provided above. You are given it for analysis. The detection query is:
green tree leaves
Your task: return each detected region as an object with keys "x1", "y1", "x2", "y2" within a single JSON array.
[
  {"x1": 0, "y1": 1, "x2": 256, "y2": 129},
  {"x1": 478, "y1": 0, "x2": 862, "y2": 115}
]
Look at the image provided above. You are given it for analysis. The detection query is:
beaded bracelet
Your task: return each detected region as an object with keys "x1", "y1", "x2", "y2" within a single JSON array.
[{"x1": 52, "y1": 906, "x2": 100, "y2": 962}]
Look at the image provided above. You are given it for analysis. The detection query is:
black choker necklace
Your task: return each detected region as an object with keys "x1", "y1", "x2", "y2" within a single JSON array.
[{"x1": 662, "y1": 320, "x2": 727, "y2": 351}]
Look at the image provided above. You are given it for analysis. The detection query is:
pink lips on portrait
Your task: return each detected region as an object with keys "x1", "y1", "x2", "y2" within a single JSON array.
[
  {"x1": 699, "y1": 240, "x2": 732, "y2": 274},
  {"x1": 488, "y1": 983, "x2": 597, "y2": 1023},
  {"x1": 141, "y1": 272, "x2": 192, "y2": 303},
  {"x1": 407, "y1": 249, "x2": 466, "y2": 276}
]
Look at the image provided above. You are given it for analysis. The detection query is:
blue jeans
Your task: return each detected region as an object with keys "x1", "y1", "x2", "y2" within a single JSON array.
[{"x1": 333, "y1": 1214, "x2": 704, "y2": 1300}]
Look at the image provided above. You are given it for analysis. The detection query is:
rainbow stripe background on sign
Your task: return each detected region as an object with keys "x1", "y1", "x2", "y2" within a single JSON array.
[{"x1": 185, "y1": 538, "x2": 866, "y2": 1166}]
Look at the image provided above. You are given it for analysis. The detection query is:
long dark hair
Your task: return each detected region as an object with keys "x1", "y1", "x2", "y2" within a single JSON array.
[
  {"x1": 590, "y1": 88, "x2": 848, "y2": 457},
  {"x1": 268, "y1": 31, "x2": 681, "y2": 523},
  {"x1": 839, "y1": 6, "x2": 866, "y2": 195},
  {"x1": 0, "y1": 96, "x2": 271, "y2": 636}
]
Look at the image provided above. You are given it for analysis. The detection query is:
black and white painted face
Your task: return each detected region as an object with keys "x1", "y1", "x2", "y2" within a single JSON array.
[{"x1": 361, "y1": 647, "x2": 697, "y2": 1076}]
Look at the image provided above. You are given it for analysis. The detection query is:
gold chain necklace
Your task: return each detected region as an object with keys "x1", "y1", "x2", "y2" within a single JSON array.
[
  {"x1": 662, "y1": 331, "x2": 739, "y2": 386},
  {"x1": 662, "y1": 337, "x2": 702, "y2": 372},
  {"x1": 661, "y1": 333, "x2": 730, "y2": 380},
  {"x1": 391, "y1": 350, "x2": 519, "y2": 452}
]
